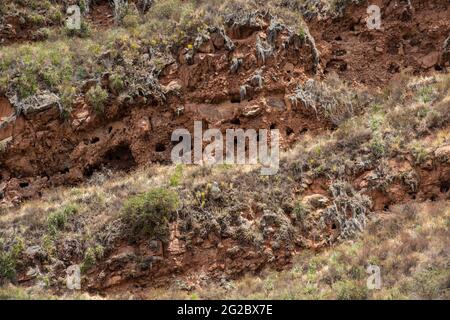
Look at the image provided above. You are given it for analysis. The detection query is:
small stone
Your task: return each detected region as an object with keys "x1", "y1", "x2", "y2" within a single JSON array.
[
  {"x1": 149, "y1": 240, "x2": 159, "y2": 250},
  {"x1": 435, "y1": 145, "x2": 450, "y2": 163},
  {"x1": 66, "y1": 265, "x2": 81, "y2": 290},
  {"x1": 210, "y1": 182, "x2": 221, "y2": 200},
  {"x1": 283, "y1": 62, "x2": 294, "y2": 73},
  {"x1": 26, "y1": 266, "x2": 40, "y2": 278},
  {"x1": 137, "y1": 117, "x2": 151, "y2": 133},
  {"x1": 242, "y1": 105, "x2": 262, "y2": 117},
  {"x1": 162, "y1": 80, "x2": 182, "y2": 94},
  {"x1": 25, "y1": 245, "x2": 42, "y2": 259}
]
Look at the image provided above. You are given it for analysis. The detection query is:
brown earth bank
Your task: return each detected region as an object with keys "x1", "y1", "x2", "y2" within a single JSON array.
[
  {"x1": 81, "y1": 157, "x2": 450, "y2": 295},
  {"x1": 0, "y1": 0, "x2": 449, "y2": 299},
  {"x1": 1, "y1": 0, "x2": 449, "y2": 206}
]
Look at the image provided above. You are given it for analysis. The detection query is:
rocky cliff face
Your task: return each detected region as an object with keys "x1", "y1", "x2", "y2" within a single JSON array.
[
  {"x1": 0, "y1": 0, "x2": 449, "y2": 299},
  {"x1": 1, "y1": 0, "x2": 449, "y2": 205}
]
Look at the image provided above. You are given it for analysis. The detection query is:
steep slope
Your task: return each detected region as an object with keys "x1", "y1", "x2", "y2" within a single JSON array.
[
  {"x1": 1, "y1": 0, "x2": 449, "y2": 205},
  {"x1": 0, "y1": 0, "x2": 449, "y2": 299}
]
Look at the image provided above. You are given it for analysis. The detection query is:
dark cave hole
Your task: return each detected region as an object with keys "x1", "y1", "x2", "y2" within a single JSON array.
[
  {"x1": 155, "y1": 143, "x2": 166, "y2": 152},
  {"x1": 270, "y1": 123, "x2": 277, "y2": 130},
  {"x1": 331, "y1": 223, "x2": 337, "y2": 230},
  {"x1": 339, "y1": 62, "x2": 348, "y2": 72},
  {"x1": 409, "y1": 193, "x2": 416, "y2": 200},
  {"x1": 430, "y1": 195, "x2": 437, "y2": 202},
  {"x1": 90, "y1": 137, "x2": 100, "y2": 144},
  {"x1": 383, "y1": 204, "x2": 390, "y2": 211},
  {"x1": 60, "y1": 167, "x2": 70, "y2": 174},
  {"x1": 19, "y1": 182, "x2": 29, "y2": 188},
  {"x1": 108, "y1": 126, "x2": 113, "y2": 134},
  {"x1": 230, "y1": 96, "x2": 241, "y2": 104},
  {"x1": 230, "y1": 117, "x2": 241, "y2": 125},
  {"x1": 90, "y1": 144, "x2": 137, "y2": 174},
  {"x1": 440, "y1": 180, "x2": 450, "y2": 193},
  {"x1": 299, "y1": 128, "x2": 308, "y2": 134},
  {"x1": 84, "y1": 165, "x2": 98, "y2": 178},
  {"x1": 286, "y1": 127, "x2": 294, "y2": 136}
]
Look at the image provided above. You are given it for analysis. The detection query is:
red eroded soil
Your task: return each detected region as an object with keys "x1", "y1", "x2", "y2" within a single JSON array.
[
  {"x1": 87, "y1": 0, "x2": 114, "y2": 29},
  {"x1": 2, "y1": 0, "x2": 450, "y2": 296},
  {"x1": 310, "y1": 0, "x2": 450, "y2": 86},
  {"x1": 0, "y1": 0, "x2": 449, "y2": 204}
]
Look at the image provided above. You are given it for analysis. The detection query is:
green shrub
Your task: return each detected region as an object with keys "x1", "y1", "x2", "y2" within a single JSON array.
[
  {"x1": 410, "y1": 142, "x2": 427, "y2": 164},
  {"x1": 369, "y1": 135, "x2": 385, "y2": 158},
  {"x1": 47, "y1": 204, "x2": 78, "y2": 236},
  {"x1": 293, "y1": 201, "x2": 309, "y2": 225},
  {"x1": 48, "y1": 6, "x2": 64, "y2": 24},
  {"x1": 60, "y1": 85, "x2": 77, "y2": 119},
  {"x1": 81, "y1": 245, "x2": 104, "y2": 273},
  {"x1": 333, "y1": 280, "x2": 368, "y2": 300},
  {"x1": 15, "y1": 72, "x2": 38, "y2": 99},
  {"x1": 169, "y1": 164, "x2": 183, "y2": 187},
  {"x1": 122, "y1": 14, "x2": 140, "y2": 28},
  {"x1": 86, "y1": 85, "x2": 108, "y2": 114},
  {"x1": 409, "y1": 268, "x2": 450, "y2": 299},
  {"x1": 418, "y1": 86, "x2": 434, "y2": 104},
  {"x1": 0, "y1": 238, "x2": 24, "y2": 282},
  {"x1": 65, "y1": 21, "x2": 91, "y2": 38},
  {"x1": 149, "y1": 0, "x2": 182, "y2": 20},
  {"x1": 109, "y1": 73, "x2": 124, "y2": 93},
  {"x1": 122, "y1": 188, "x2": 180, "y2": 242}
]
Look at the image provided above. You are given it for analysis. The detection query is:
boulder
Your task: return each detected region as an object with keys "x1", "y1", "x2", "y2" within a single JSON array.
[
  {"x1": 162, "y1": 80, "x2": 182, "y2": 94},
  {"x1": 419, "y1": 52, "x2": 440, "y2": 69},
  {"x1": 435, "y1": 145, "x2": 450, "y2": 163},
  {"x1": 66, "y1": 265, "x2": 81, "y2": 290},
  {"x1": 241, "y1": 105, "x2": 262, "y2": 118},
  {"x1": 10, "y1": 91, "x2": 61, "y2": 116},
  {"x1": 25, "y1": 245, "x2": 43, "y2": 259}
]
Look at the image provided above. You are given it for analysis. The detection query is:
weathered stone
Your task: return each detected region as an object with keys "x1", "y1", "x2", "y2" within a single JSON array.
[
  {"x1": 419, "y1": 52, "x2": 440, "y2": 69},
  {"x1": 266, "y1": 97, "x2": 286, "y2": 110},
  {"x1": 241, "y1": 105, "x2": 262, "y2": 117},
  {"x1": 283, "y1": 62, "x2": 294, "y2": 73},
  {"x1": 25, "y1": 266, "x2": 40, "y2": 278},
  {"x1": 137, "y1": 117, "x2": 151, "y2": 133},
  {"x1": 66, "y1": 265, "x2": 81, "y2": 290},
  {"x1": 11, "y1": 92, "x2": 61, "y2": 116},
  {"x1": 435, "y1": 145, "x2": 450, "y2": 163},
  {"x1": 302, "y1": 194, "x2": 329, "y2": 209},
  {"x1": 162, "y1": 80, "x2": 182, "y2": 94},
  {"x1": 210, "y1": 182, "x2": 221, "y2": 200},
  {"x1": 25, "y1": 245, "x2": 43, "y2": 259}
]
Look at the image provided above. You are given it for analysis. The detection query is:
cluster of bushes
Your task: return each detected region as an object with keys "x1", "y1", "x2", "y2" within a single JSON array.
[
  {"x1": 0, "y1": 42, "x2": 74, "y2": 100},
  {"x1": 0, "y1": 238, "x2": 24, "y2": 282},
  {"x1": 122, "y1": 187, "x2": 180, "y2": 242},
  {"x1": 86, "y1": 85, "x2": 109, "y2": 114},
  {"x1": 47, "y1": 204, "x2": 79, "y2": 236}
]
